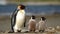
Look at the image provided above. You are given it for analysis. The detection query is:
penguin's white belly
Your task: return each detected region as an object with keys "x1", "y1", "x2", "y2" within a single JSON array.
[{"x1": 14, "y1": 11, "x2": 25, "y2": 30}]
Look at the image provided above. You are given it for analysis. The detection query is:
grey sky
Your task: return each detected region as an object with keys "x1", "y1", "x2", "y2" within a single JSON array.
[{"x1": 0, "y1": 0, "x2": 7, "y2": 5}]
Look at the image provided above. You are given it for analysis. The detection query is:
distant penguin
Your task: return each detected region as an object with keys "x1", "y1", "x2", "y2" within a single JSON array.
[
  {"x1": 38, "y1": 17, "x2": 47, "y2": 32},
  {"x1": 28, "y1": 15, "x2": 36, "y2": 32},
  {"x1": 10, "y1": 4, "x2": 26, "y2": 32}
]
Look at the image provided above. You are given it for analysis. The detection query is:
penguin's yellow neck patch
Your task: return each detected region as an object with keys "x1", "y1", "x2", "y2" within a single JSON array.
[{"x1": 19, "y1": 10, "x2": 25, "y2": 14}]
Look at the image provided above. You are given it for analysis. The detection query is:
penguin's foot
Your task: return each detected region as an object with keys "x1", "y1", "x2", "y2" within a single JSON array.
[
  {"x1": 14, "y1": 30, "x2": 21, "y2": 33},
  {"x1": 29, "y1": 30, "x2": 36, "y2": 32},
  {"x1": 18, "y1": 30, "x2": 21, "y2": 32}
]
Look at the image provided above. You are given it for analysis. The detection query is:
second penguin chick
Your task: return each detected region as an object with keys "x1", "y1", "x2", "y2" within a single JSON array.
[{"x1": 38, "y1": 17, "x2": 47, "y2": 32}]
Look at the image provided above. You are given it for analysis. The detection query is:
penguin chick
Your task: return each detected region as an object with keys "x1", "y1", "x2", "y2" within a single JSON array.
[{"x1": 28, "y1": 15, "x2": 37, "y2": 32}]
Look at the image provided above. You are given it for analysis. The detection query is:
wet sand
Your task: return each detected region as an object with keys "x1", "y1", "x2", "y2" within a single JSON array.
[{"x1": 0, "y1": 15, "x2": 60, "y2": 34}]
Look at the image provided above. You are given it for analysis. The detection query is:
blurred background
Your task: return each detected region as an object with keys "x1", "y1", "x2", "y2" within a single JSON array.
[{"x1": 0, "y1": 0, "x2": 60, "y2": 32}]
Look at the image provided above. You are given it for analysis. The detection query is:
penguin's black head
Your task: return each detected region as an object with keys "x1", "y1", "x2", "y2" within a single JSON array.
[
  {"x1": 31, "y1": 15, "x2": 35, "y2": 19},
  {"x1": 41, "y1": 17, "x2": 46, "y2": 21},
  {"x1": 18, "y1": 4, "x2": 25, "y2": 10}
]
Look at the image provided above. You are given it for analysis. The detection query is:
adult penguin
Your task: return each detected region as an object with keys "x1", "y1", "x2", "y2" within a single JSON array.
[{"x1": 10, "y1": 4, "x2": 26, "y2": 33}]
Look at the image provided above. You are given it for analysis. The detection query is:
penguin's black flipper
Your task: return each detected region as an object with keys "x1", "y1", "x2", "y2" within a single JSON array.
[
  {"x1": 11, "y1": 17, "x2": 14, "y2": 32},
  {"x1": 24, "y1": 16, "x2": 26, "y2": 27},
  {"x1": 11, "y1": 9, "x2": 18, "y2": 32}
]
